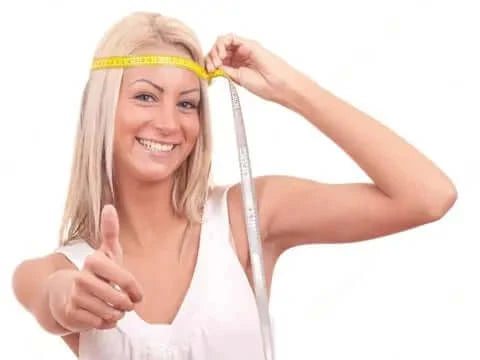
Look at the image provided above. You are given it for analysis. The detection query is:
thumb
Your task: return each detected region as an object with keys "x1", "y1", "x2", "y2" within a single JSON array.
[{"x1": 99, "y1": 204, "x2": 123, "y2": 264}]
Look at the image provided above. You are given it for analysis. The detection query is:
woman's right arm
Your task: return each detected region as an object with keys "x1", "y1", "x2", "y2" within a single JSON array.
[
  {"x1": 12, "y1": 253, "x2": 78, "y2": 335},
  {"x1": 12, "y1": 205, "x2": 144, "y2": 342}
]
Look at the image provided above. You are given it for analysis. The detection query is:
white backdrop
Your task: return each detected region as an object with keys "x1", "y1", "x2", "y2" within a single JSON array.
[{"x1": 0, "y1": 1, "x2": 478, "y2": 359}]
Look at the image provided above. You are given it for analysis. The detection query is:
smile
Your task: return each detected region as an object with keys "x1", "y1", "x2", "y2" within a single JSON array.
[{"x1": 136, "y1": 137, "x2": 178, "y2": 152}]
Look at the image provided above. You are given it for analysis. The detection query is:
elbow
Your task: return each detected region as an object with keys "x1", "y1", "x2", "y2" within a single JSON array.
[
  {"x1": 12, "y1": 260, "x2": 32, "y2": 310},
  {"x1": 424, "y1": 185, "x2": 458, "y2": 220}
]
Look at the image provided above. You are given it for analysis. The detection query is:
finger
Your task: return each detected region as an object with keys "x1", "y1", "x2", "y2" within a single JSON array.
[
  {"x1": 77, "y1": 271, "x2": 134, "y2": 311},
  {"x1": 65, "y1": 304, "x2": 103, "y2": 330},
  {"x1": 99, "y1": 204, "x2": 123, "y2": 264},
  {"x1": 215, "y1": 37, "x2": 228, "y2": 62},
  {"x1": 97, "y1": 318, "x2": 119, "y2": 330},
  {"x1": 204, "y1": 56, "x2": 214, "y2": 73},
  {"x1": 222, "y1": 33, "x2": 245, "y2": 51},
  {"x1": 85, "y1": 253, "x2": 143, "y2": 303},
  {"x1": 218, "y1": 33, "x2": 247, "y2": 56},
  {"x1": 209, "y1": 48, "x2": 221, "y2": 69},
  {"x1": 223, "y1": 33, "x2": 256, "y2": 63},
  {"x1": 73, "y1": 290, "x2": 125, "y2": 321},
  {"x1": 214, "y1": 35, "x2": 234, "y2": 67},
  {"x1": 226, "y1": 33, "x2": 256, "y2": 47}
]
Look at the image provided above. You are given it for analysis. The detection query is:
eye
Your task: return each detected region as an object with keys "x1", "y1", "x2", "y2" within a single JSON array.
[
  {"x1": 135, "y1": 93, "x2": 156, "y2": 102},
  {"x1": 178, "y1": 101, "x2": 198, "y2": 109}
]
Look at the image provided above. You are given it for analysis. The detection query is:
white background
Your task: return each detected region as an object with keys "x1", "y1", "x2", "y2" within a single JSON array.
[{"x1": 0, "y1": 1, "x2": 478, "y2": 359}]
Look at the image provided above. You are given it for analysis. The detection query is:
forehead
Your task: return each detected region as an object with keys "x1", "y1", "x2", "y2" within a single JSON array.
[{"x1": 122, "y1": 45, "x2": 201, "y2": 91}]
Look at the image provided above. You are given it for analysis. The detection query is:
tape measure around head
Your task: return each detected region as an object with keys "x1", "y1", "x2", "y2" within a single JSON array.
[
  {"x1": 91, "y1": 55, "x2": 275, "y2": 359},
  {"x1": 91, "y1": 55, "x2": 226, "y2": 85}
]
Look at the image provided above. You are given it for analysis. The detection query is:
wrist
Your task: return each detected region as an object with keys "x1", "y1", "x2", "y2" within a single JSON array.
[
  {"x1": 41, "y1": 270, "x2": 75, "y2": 335},
  {"x1": 275, "y1": 70, "x2": 318, "y2": 115}
]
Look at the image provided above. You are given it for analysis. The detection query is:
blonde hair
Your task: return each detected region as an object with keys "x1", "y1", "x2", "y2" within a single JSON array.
[{"x1": 58, "y1": 12, "x2": 214, "y2": 249}]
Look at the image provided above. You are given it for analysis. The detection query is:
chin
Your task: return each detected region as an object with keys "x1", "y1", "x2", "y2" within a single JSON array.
[{"x1": 135, "y1": 169, "x2": 176, "y2": 184}]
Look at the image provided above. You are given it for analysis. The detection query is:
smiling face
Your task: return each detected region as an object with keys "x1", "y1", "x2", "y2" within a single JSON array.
[{"x1": 113, "y1": 46, "x2": 202, "y2": 184}]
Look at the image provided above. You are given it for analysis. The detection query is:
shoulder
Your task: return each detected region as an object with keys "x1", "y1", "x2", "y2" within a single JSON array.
[{"x1": 54, "y1": 240, "x2": 96, "y2": 271}]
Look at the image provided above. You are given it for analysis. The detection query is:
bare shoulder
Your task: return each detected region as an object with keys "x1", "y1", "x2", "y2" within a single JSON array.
[{"x1": 61, "y1": 333, "x2": 79, "y2": 358}]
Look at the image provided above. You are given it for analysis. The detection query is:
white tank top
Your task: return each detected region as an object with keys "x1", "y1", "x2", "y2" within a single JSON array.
[{"x1": 54, "y1": 185, "x2": 267, "y2": 359}]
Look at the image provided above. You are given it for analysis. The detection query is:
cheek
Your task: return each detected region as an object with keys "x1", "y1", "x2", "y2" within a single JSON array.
[
  {"x1": 185, "y1": 116, "x2": 201, "y2": 140},
  {"x1": 115, "y1": 103, "x2": 147, "y2": 137}
]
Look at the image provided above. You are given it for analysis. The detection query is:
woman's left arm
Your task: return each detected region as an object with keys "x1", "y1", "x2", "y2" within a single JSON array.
[{"x1": 206, "y1": 34, "x2": 457, "y2": 253}]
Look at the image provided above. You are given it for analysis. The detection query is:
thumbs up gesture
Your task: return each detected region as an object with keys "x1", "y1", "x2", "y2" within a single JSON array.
[
  {"x1": 94, "y1": 204, "x2": 144, "y2": 307},
  {"x1": 50, "y1": 204, "x2": 144, "y2": 332}
]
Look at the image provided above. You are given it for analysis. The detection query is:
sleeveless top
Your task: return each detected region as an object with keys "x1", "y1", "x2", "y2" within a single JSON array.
[{"x1": 54, "y1": 185, "x2": 268, "y2": 359}]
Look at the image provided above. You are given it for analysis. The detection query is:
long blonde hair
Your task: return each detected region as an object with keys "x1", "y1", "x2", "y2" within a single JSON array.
[{"x1": 58, "y1": 12, "x2": 214, "y2": 249}]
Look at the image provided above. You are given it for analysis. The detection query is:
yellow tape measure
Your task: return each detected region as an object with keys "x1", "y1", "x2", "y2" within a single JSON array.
[{"x1": 91, "y1": 55, "x2": 227, "y2": 85}]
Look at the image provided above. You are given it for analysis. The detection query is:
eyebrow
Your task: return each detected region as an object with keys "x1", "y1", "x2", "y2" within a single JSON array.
[{"x1": 129, "y1": 79, "x2": 200, "y2": 95}]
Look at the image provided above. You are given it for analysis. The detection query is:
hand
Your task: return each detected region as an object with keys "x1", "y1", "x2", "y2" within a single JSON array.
[
  {"x1": 48, "y1": 205, "x2": 144, "y2": 332},
  {"x1": 205, "y1": 33, "x2": 300, "y2": 103}
]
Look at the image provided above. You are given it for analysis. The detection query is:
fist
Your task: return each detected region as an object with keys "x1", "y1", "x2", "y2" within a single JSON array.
[{"x1": 51, "y1": 205, "x2": 144, "y2": 332}]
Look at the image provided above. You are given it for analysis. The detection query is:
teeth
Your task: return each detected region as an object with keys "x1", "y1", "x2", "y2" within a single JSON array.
[{"x1": 137, "y1": 138, "x2": 176, "y2": 152}]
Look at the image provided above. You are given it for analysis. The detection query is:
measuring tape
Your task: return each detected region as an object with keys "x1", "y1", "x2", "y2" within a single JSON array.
[
  {"x1": 91, "y1": 55, "x2": 275, "y2": 360},
  {"x1": 227, "y1": 80, "x2": 275, "y2": 360},
  {"x1": 91, "y1": 55, "x2": 225, "y2": 85}
]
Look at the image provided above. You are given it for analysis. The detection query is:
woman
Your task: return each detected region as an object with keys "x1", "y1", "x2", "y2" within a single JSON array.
[{"x1": 12, "y1": 11, "x2": 457, "y2": 360}]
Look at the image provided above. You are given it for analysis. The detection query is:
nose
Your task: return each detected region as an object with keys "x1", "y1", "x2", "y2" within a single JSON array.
[{"x1": 152, "y1": 101, "x2": 181, "y2": 134}]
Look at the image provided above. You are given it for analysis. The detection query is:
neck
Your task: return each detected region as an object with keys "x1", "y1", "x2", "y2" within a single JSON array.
[{"x1": 113, "y1": 173, "x2": 189, "y2": 258}]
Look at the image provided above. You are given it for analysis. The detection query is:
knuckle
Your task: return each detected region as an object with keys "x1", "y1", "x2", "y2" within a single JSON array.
[
  {"x1": 120, "y1": 294, "x2": 134, "y2": 310},
  {"x1": 114, "y1": 310, "x2": 125, "y2": 320},
  {"x1": 111, "y1": 297, "x2": 125, "y2": 310},
  {"x1": 120, "y1": 293, "x2": 131, "y2": 306},
  {"x1": 75, "y1": 273, "x2": 89, "y2": 288},
  {"x1": 101, "y1": 320, "x2": 117, "y2": 329},
  {"x1": 70, "y1": 291, "x2": 82, "y2": 305},
  {"x1": 93, "y1": 317, "x2": 103, "y2": 329},
  {"x1": 122, "y1": 274, "x2": 136, "y2": 288}
]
